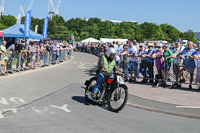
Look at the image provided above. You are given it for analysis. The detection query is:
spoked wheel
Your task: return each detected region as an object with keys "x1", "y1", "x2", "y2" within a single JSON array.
[
  {"x1": 107, "y1": 84, "x2": 128, "y2": 112},
  {"x1": 85, "y1": 77, "x2": 97, "y2": 102}
]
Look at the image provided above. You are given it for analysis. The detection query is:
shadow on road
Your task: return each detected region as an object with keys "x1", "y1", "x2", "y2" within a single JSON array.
[
  {"x1": 72, "y1": 96, "x2": 95, "y2": 106},
  {"x1": 71, "y1": 96, "x2": 112, "y2": 112},
  {"x1": 84, "y1": 66, "x2": 97, "y2": 76}
]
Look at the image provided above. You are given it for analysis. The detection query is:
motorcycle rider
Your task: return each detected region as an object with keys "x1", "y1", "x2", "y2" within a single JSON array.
[{"x1": 92, "y1": 47, "x2": 118, "y2": 99}]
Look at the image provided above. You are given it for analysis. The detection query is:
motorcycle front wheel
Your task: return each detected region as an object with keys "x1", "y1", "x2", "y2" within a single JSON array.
[{"x1": 107, "y1": 84, "x2": 128, "y2": 112}]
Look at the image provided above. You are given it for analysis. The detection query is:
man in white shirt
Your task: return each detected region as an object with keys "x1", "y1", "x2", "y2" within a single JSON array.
[
  {"x1": 127, "y1": 42, "x2": 138, "y2": 82},
  {"x1": 174, "y1": 42, "x2": 185, "y2": 56},
  {"x1": 113, "y1": 41, "x2": 118, "y2": 51}
]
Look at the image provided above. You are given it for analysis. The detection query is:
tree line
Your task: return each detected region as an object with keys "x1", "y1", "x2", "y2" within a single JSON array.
[{"x1": 0, "y1": 15, "x2": 198, "y2": 43}]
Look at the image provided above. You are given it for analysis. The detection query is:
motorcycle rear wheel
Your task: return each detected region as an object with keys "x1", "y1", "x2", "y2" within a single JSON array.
[{"x1": 85, "y1": 77, "x2": 97, "y2": 102}]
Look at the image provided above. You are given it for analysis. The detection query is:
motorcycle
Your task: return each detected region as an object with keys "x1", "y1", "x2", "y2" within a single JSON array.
[{"x1": 84, "y1": 72, "x2": 128, "y2": 112}]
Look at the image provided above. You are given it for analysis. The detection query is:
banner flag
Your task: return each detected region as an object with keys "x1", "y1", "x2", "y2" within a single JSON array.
[
  {"x1": 24, "y1": 10, "x2": 32, "y2": 38},
  {"x1": 43, "y1": 16, "x2": 49, "y2": 39}
]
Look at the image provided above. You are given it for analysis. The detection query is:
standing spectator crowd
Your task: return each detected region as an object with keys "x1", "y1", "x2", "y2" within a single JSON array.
[
  {"x1": 77, "y1": 40, "x2": 200, "y2": 89},
  {"x1": 0, "y1": 40, "x2": 75, "y2": 75}
]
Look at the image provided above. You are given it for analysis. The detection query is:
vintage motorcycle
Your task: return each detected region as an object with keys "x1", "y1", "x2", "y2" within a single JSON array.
[{"x1": 84, "y1": 72, "x2": 128, "y2": 112}]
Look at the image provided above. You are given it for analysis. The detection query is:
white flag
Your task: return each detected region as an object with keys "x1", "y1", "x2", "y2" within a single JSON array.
[
  {"x1": 16, "y1": 14, "x2": 21, "y2": 24},
  {"x1": 35, "y1": 25, "x2": 38, "y2": 33}
]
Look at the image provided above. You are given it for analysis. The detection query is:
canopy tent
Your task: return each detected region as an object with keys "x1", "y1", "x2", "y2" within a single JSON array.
[
  {"x1": 2, "y1": 24, "x2": 42, "y2": 39},
  {"x1": 100, "y1": 38, "x2": 128, "y2": 44},
  {"x1": 81, "y1": 37, "x2": 100, "y2": 43}
]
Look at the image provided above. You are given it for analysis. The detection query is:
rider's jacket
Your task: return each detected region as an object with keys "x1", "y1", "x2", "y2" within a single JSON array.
[{"x1": 97, "y1": 55, "x2": 117, "y2": 76}]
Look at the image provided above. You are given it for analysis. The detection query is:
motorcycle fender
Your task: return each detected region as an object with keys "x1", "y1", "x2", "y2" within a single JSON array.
[
  {"x1": 120, "y1": 84, "x2": 128, "y2": 90},
  {"x1": 111, "y1": 84, "x2": 128, "y2": 91}
]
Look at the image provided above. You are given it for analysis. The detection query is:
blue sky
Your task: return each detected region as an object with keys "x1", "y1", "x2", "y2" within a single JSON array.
[{"x1": 3, "y1": 0, "x2": 200, "y2": 32}]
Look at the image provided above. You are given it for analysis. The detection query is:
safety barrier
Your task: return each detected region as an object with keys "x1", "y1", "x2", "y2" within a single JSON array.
[
  {"x1": 78, "y1": 46, "x2": 200, "y2": 89},
  {"x1": 0, "y1": 49, "x2": 72, "y2": 76}
]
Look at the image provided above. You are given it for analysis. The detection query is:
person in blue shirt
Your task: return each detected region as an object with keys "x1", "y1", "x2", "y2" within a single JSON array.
[
  {"x1": 170, "y1": 42, "x2": 176, "y2": 52},
  {"x1": 179, "y1": 41, "x2": 196, "y2": 89},
  {"x1": 144, "y1": 43, "x2": 155, "y2": 83},
  {"x1": 51, "y1": 41, "x2": 58, "y2": 64}
]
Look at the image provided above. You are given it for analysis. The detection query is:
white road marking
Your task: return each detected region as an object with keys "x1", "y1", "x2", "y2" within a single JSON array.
[
  {"x1": 50, "y1": 104, "x2": 71, "y2": 113},
  {"x1": 10, "y1": 97, "x2": 25, "y2": 104},
  {"x1": 78, "y1": 63, "x2": 87, "y2": 69},
  {"x1": 31, "y1": 107, "x2": 52, "y2": 115},
  {"x1": 4, "y1": 108, "x2": 18, "y2": 113},
  {"x1": 0, "y1": 110, "x2": 4, "y2": 119},
  {"x1": 0, "y1": 98, "x2": 9, "y2": 105},
  {"x1": 176, "y1": 106, "x2": 200, "y2": 109}
]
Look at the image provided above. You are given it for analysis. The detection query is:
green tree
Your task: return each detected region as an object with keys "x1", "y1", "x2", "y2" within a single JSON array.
[
  {"x1": 140, "y1": 22, "x2": 165, "y2": 40},
  {"x1": 183, "y1": 30, "x2": 195, "y2": 41},
  {"x1": 0, "y1": 15, "x2": 16, "y2": 27},
  {"x1": 160, "y1": 24, "x2": 180, "y2": 41},
  {"x1": 80, "y1": 32, "x2": 90, "y2": 40}
]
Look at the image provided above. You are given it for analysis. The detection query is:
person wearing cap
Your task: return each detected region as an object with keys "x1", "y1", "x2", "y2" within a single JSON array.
[
  {"x1": 152, "y1": 43, "x2": 164, "y2": 85},
  {"x1": 170, "y1": 42, "x2": 176, "y2": 51},
  {"x1": 179, "y1": 41, "x2": 196, "y2": 89},
  {"x1": 173, "y1": 42, "x2": 185, "y2": 57},
  {"x1": 137, "y1": 44, "x2": 148, "y2": 82},
  {"x1": 161, "y1": 44, "x2": 173, "y2": 82},
  {"x1": 143, "y1": 43, "x2": 155, "y2": 83}
]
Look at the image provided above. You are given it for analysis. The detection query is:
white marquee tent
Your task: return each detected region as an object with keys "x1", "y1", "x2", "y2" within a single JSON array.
[
  {"x1": 81, "y1": 37, "x2": 100, "y2": 43},
  {"x1": 100, "y1": 38, "x2": 128, "y2": 43}
]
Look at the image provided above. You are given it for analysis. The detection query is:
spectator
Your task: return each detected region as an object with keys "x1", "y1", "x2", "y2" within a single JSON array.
[
  {"x1": 179, "y1": 41, "x2": 196, "y2": 89},
  {"x1": 137, "y1": 44, "x2": 148, "y2": 83},
  {"x1": 127, "y1": 42, "x2": 139, "y2": 82},
  {"x1": 30, "y1": 42, "x2": 37, "y2": 69},
  {"x1": 51, "y1": 42, "x2": 58, "y2": 64},
  {"x1": 43, "y1": 41, "x2": 50, "y2": 66},
  {"x1": 162, "y1": 44, "x2": 173, "y2": 81},
  {"x1": 39, "y1": 41, "x2": 45, "y2": 67},
  {"x1": 0, "y1": 40, "x2": 11, "y2": 72},
  {"x1": 25, "y1": 41, "x2": 32, "y2": 67},
  {"x1": 18, "y1": 40, "x2": 26, "y2": 69},
  {"x1": 153, "y1": 43, "x2": 164, "y2": 85},
  {"x1": 173, "y1": 42, "x2": 185, "y2": 56},
  {"x1": 120, "y1": 45, "x2": 129, "y2": 81},
  {"x1": 69, "y1": 43, "x2": 73, "y2": 59},
  {"x1": 170, "y1": 42, "x2": 176, "y2": 51},
  {"x1": 194, "y1": 43, "x2": 200, "y2": 87},
  {"x1": 144, "y1": 43, "x2": 155, "y2": 83}
]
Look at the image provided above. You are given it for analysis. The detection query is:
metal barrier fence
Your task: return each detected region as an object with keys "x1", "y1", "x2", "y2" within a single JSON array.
[
  {"x1": 0, "y1": 49, "x2": 71, "y2": 76},
  {"x1": 78, "y1": 46, "x2": 200, "y2": 89}
]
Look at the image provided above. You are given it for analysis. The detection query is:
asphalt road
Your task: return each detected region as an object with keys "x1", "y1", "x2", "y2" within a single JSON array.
[{"x1": 0, "y1": 52, "x2": 199, "y2": 133}]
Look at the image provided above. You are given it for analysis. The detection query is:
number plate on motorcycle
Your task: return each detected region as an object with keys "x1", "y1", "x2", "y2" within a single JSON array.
[{"x1": 117, "y1": 76, "x2": 124, "y2": 84}]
